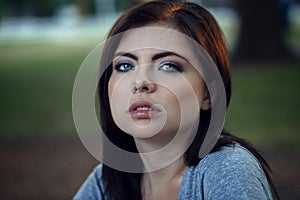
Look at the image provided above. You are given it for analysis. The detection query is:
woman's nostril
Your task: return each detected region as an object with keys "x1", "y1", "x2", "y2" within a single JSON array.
[
  {"x1": 133, "y1": 82, "x2": 156, "y2": 93},
  {"x1": 142, "y1": 86, "x2": 149, "y2": 91}
]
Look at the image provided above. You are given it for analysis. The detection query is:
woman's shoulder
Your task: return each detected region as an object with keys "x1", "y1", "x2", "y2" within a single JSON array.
[
  {"x1": 198, "y1": 144, "x2": 270, "y2": 184},
  {"x1": 183, "y1": 144, "x2": 265, "y2": 183},
  {"x1": 73, "y1": 163, "x2": 105, "y2": 200},
  {"x1": 179, "y1": 144, "x2": 273, "y2": 199},
  {"x1": 200, "y1": 144, "x2": 262, "y2": 171}
]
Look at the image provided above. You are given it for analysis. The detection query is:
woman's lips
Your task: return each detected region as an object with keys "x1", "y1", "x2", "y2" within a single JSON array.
[{"x1": 128, "y1": 100, "x2": 161, "y2": 119}]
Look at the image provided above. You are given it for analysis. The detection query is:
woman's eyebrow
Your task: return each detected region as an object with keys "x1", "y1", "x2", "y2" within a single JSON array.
[
  {"x1": 152, "y1": 51, "x2": 188, "y2": 62},
  {"x1": 114, "y1": 52, "x2": 138, "y2": 60},
  {"x1": 113, "y1": 51, "x2": 188, "y2": 62}
]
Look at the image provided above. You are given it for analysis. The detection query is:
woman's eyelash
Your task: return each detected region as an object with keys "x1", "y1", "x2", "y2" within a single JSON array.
[
  {"x1": 114, "y1": 61, "x2": 134, "y2": 72},
  {"x1": 159, "y1": 61, "x2": 183, "y2": 72},
  {"x1": 113, "y1": 61, "x2": 183, "y2": 72}
]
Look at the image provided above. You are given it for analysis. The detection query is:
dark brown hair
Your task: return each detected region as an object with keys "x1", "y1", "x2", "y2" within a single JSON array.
[{"x1": 98, "y1": 1, "x2": 278, "y2": 199}]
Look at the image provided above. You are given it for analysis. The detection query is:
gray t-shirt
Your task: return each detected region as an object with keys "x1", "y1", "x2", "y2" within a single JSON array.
[{"x1": 74, "y1": 145, "x2": 273, "y2": 199}]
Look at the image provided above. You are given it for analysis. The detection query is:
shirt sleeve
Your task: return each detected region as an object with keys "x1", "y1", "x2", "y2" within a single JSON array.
[
  {"x1": 73, "y1": 164, "x2": 105, "y2": 200},
  {"x1": 201, "y1": 145, "x2": 273, "y2": 200}
]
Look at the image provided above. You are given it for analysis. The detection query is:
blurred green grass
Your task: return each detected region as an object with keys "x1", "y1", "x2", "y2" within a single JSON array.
[
  {"x1": 0, "y1": 42, "x2": 299, "y2": 149},
  {"x1": 0, "y1": 43, "x2": 94, "y2": 138},
  {"x1": 226, "y1": 64, "x2": 300, "y2": 148}
]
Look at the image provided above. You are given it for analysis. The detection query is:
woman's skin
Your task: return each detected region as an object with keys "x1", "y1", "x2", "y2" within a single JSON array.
[{"x1": 108, "y1": 24, "x2": 211, "y2": 199}]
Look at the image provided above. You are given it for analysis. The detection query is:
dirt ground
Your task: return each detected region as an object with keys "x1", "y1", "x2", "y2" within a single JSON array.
[{"x1": 0, "y1": 138, "x2": 299, "y2": 200}]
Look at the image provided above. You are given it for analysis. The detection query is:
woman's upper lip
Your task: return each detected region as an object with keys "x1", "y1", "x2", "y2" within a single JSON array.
[{"x1": 128, "y1": 100, "x2": 159, "y2": 112}]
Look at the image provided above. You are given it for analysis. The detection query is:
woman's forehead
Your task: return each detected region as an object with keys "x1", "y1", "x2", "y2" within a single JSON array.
[{"x1": 115, "y1": 26, "x2": 195, "y2": 58}]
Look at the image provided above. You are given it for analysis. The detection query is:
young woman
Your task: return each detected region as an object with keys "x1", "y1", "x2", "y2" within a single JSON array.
[{"x1": 74, "y1": 1, "x2": 278, "y2": 199}]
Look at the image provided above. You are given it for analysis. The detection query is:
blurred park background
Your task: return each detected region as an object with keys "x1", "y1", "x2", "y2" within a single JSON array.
[{"x1": 0, "y1": 0, "x2": 299, "y2": 199}]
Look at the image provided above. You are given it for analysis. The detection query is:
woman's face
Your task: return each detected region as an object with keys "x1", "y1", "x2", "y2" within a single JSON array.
[{"x1": 108, "y1": 25, "x2": 210, "y2": 139}]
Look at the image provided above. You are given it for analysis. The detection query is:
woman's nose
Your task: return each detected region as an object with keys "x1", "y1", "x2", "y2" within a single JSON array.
[
  {"x1": 132, "y1": 64, "x2": 156, "y2": 93},
  {"x1": 134, "y1": 81, "x2": 156, "y2": 93}
]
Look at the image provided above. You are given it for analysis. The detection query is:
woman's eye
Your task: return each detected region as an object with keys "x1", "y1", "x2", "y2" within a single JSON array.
[
  {"x1": 159, "y1": 62, "x2": 183, "y2": 72},
  {"x1": 114, "y1": 62, "x2": 134, "y2": 72}
]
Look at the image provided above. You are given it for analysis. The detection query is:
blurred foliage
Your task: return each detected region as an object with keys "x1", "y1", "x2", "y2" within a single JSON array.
[
  {"x1": 0, "y1": 0, "x2": 96, "y2": 18},
  {"x1": 0, "y1": 0, "x2": 147, "y2": 19},
  {"x1": 116, "y1": 0, "x2": 136, "y2": 11}
]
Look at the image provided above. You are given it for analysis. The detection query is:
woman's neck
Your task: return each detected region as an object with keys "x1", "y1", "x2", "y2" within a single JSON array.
[
  {"x1": 141, "y1": 156, "x2": 186, "y2": 200},
  {"x1": 134, "y1": 137, "x2": 187, "y2": 199}
]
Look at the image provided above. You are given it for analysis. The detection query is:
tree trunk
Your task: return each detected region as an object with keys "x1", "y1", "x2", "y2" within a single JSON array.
[{"x1": 233, "y1": 0, "x2": 294, "y2": 63}]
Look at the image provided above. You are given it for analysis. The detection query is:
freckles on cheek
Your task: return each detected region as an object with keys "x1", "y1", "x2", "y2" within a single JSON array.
[
  {"x1": 108, "y1": 77, "x2": 130, "y2": 103},
  {"x1": 164, "y1": 79, "x2": 204, "y2": 108}
]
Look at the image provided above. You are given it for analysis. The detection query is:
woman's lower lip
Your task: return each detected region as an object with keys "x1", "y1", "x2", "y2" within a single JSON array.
[{"x1": 129, "y1": 110, "x2": 160, "y2": 119}]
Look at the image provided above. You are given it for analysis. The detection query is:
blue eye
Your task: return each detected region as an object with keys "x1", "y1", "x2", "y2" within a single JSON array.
[
  {"x1": 159, "y1": 62, "x2": 183, "y2": 72},
  {"x1": 114, "y1": 62, "x2": 134, "y2": 72}
]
